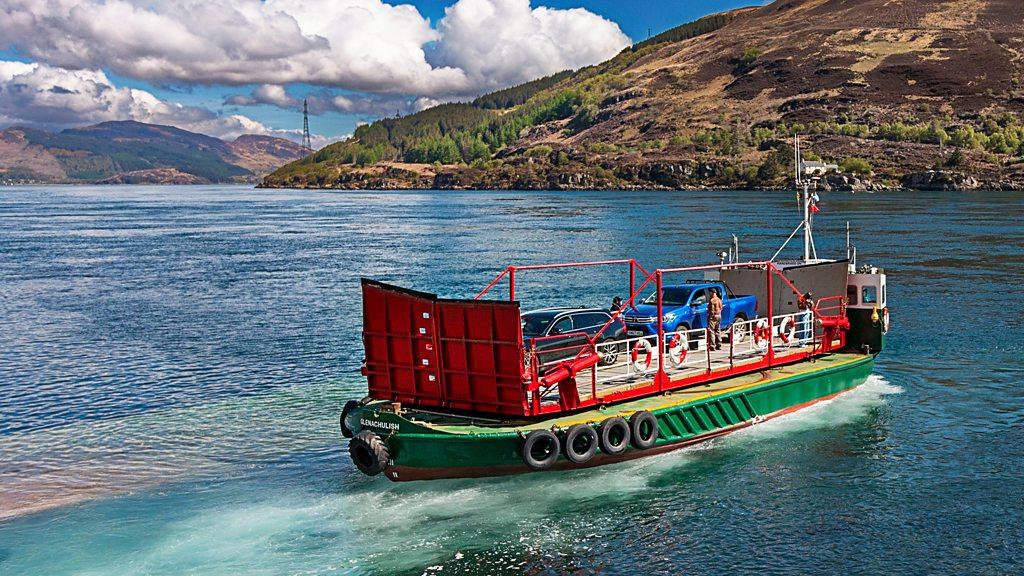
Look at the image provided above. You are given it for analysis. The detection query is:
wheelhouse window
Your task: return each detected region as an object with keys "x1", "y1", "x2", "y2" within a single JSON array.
[
  {"x1": 847, "y1": 285, "x2": 858, "y2": 306},
  {"x1": 862, "y1": 285, "x2": 878, "y2": 304}
]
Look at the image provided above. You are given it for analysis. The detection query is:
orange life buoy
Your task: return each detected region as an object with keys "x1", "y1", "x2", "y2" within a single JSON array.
[
  {"x1": 753, "y1": 319, "x2": 770, "y2": 352},
  {"x1": 667, "y1": 333, "x2": 687, "y2": 367},
  {"x1": 631, "y1": 339, "x2": 654, "y2": 373},
  {"x1": 778, "y1": 316, "x2": 795, "y2": 344}
]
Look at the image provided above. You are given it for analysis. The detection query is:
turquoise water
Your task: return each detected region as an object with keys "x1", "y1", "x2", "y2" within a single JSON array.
[{"x1": 1, "y1": 186, "x2": 1021, "y2": 574}]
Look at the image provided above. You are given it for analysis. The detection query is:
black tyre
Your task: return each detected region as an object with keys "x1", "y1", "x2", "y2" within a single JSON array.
[
  {"x1": 521, "y1": 429, "x2": 561, "y2": 470},
  {"x1": 630, "y1": 411, "x2": 659, "y2": 449},
  {"x1": 339, "y1": 400, "x2": 359, "y2": 439},
  {"x1": 598, "y1": 416, "x2": 631, "y2": 455},
  {"x1": 349, "y1": 430, "x2": 390, "y2": 476},
  {"x1": 563, "y1": 424, "x2": 598, "y2": 464}
]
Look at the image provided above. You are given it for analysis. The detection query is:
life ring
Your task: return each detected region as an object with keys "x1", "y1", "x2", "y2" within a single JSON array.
[
  {"x1": 666, "y1": 333, "x2": 687, "y2": 367},
  {"x1": 349, "y1": 430, "x2": 390, "y2": 476},
  {"x1": 598, "y1": 417, "x2": 631, "y2": 455},
  {"x1": 629, "y1": 411, "x2": 659, "y2": 449},
  {"x1": 631, "y1": 338, "x2": 655, "y2": 373},
  {"x1": 753, "y1": 318, "x2": 770, "y2": 352},
  {"x1": 778, "y1": 316, "x2": 795, "y2": 344},
  {"x1": 521, "y1": 429, "x2": 560, "y2": 470},
  {"x1": 563, "y1": 424, "x2": 598, "y2": 464},
  {"x1": 882, "y1": 307, "x2": 890, "y2": 334}
]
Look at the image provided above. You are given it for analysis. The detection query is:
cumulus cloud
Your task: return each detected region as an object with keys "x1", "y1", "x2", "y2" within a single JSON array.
[
  {"x1": 0, "y1": 0, "x2": 630, "y2": 98},
  {"x1": 0, "y1": 61, "x2": 322, "y2": 142},
  {"x1": 225, "y1": 84, "x2": 309, "y2": 110},
  {"x1": 433, "y1": 0, "x2": 630, "y2": 92}
]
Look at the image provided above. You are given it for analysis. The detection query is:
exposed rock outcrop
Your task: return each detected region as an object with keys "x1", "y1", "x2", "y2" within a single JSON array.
[{"x1": 901, "y1": 171, "x2": 981, "y2": 191}]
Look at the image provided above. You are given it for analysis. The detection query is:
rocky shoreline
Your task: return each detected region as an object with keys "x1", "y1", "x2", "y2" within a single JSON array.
[{"x1": 259, "y1": 162, "x2": 1024, "y2": 192}]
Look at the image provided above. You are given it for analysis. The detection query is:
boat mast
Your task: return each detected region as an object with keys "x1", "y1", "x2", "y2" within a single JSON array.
[{"x1": 796, "y1": 135, "x2": 813, "y2": 262}]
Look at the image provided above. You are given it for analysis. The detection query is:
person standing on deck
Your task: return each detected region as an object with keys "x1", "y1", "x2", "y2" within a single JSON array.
[
  {"x1": 708, "y1": 288, "x2": 723, "y2": 351},
  {"x1": 797, "y1": 291, "x2": 814, "y2": 341}
]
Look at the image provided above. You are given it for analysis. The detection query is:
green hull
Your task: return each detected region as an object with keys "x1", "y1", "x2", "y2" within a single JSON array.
[{"x1": 348, "y1": 353, "x2": 875, "y2": 481}]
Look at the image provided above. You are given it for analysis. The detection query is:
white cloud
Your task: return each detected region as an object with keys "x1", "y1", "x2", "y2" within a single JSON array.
[
  {"x1": 0, "y1": 61, "x2": 322, "y2": 142},
  {"x1": 433, "y1": 0, "x2": 630, "y2": 92},
  {"x1": 0, "y1": 0, "x2": 630, "y2": 98}
]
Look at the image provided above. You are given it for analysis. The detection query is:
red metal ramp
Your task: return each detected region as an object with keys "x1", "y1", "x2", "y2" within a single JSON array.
[{"x1": 361, "y1": 279, "x2": 528, "y2": 416}]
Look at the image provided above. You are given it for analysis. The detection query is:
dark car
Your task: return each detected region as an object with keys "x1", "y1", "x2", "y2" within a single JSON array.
[{"x1": 521, "y1": 308, "x2": 627, "y2": 369}]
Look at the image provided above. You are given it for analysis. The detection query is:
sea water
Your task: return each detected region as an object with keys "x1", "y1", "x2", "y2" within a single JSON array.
[{"x1": 0, "y1": 186, "x2": 1021, "y2": 574}]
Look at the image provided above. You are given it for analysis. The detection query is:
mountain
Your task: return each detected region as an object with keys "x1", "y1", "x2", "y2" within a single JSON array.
[
  {"x1": 0, "y1": 120, "x2": 308, "y2": 184},
  {"x1": 263, "y1": 0, "x2": 1024, "y2": 191}
]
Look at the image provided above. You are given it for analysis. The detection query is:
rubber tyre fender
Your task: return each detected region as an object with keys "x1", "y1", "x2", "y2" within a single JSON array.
[
  {"x1": 339, "y1": 400, "x2": 359, "y2": 439},
  {"x1": 597, "y1": 416, "x2": 631, "y2": 455},
  {"x1": 521, "y1": 429, "x2": 561, "y2": 471},
  {"x1": 349, "y1": 430, "x2": 390, "y2": 476},
  {"x1": 563, "y1": 424, "x2": 599, "y2": 464},
  {"x1": 630, "y1": 411, "x2": 659, "y2": 449}
]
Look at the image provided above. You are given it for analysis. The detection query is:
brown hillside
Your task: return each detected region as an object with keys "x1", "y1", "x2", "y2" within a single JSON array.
[
  {"x1": 264, "y1": 0, "x2": 1024, "y2": 191},
  {"x1": 566, "y1": 0, "x2": 1023, "y2": 145}
]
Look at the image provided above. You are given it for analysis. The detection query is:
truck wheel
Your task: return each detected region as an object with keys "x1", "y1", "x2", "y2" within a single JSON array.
[{"x1": 731, "y1": 314, "x2": 748, "y2": 343}]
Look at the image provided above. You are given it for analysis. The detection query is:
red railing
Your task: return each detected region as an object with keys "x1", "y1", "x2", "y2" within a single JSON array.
[
  {"x1": 363, "y1": 260, "x2": 851, "y2": 418},
  {"x1": 510, "y1": 261, "x2": 849, "y2": 416}
]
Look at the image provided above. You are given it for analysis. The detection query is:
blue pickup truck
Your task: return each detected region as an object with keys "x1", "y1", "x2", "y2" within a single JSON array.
[{"x1": 623, "y1": 281, "x2": 757, "y2": 343}]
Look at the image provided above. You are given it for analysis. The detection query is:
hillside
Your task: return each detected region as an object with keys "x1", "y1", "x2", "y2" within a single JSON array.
[
  {"x1": 263, "y1": 0, "x2": 1024, "y2": 191},
  {"x1": 0, "y1": 121, "x2": 308, "y2": 184}
]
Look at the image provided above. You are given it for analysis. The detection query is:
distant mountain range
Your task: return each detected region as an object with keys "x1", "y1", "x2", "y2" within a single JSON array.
[
  {"x1": 264, "y1": 0, "x2": 1024, "y2": 191},
  {"x1": 0, "y1": 120, "x2": 309, "y2": 184}
]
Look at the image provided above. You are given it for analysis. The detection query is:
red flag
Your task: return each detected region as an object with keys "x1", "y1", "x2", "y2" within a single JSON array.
[{"x1": 810, "y1": 203, "x2": 821, "y2": 214}]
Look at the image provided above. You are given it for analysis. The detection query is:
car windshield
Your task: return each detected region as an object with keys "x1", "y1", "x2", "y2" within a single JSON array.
[
  {"x1": 521, "y1": 313, "x2": 557, "y2": 337},
  {"x1": 642, "y1": 287, "x2": 693, "y2": 306}
]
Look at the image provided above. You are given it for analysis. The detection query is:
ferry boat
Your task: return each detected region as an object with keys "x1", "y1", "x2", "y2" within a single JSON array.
[{"x1": 340, "y1": 168, "x2": 889, "y2": 482}]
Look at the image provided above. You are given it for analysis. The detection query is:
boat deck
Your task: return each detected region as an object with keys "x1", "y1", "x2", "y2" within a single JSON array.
[
  {"x1": 400, "y1": 351, "x2": 870, "y2": 432},
  {"x1": 539, "y1": 336, "x2": 829, "y2": 406}
]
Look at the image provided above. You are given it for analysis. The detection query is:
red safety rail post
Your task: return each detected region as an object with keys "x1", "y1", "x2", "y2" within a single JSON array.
[
  {"x1": 656, "y1": 270, "x2": 665, "y2": 391},
  {"x1": 626, "y1": 258, "x2": 634, "y2": 297},
  {"x1": 766, "y1": 262, "x2": 775, "y2": 366},
  {"x1": 530, "y1": 338, "x2": 540, "y2": 413},
  {"x1": 508, "y1": 267, "x2": 516, "y2": 302}
]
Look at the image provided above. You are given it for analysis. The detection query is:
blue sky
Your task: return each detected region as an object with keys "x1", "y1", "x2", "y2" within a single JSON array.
[{"x1": 0, "y1": 0, "x2": 760, "y2": 143}]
